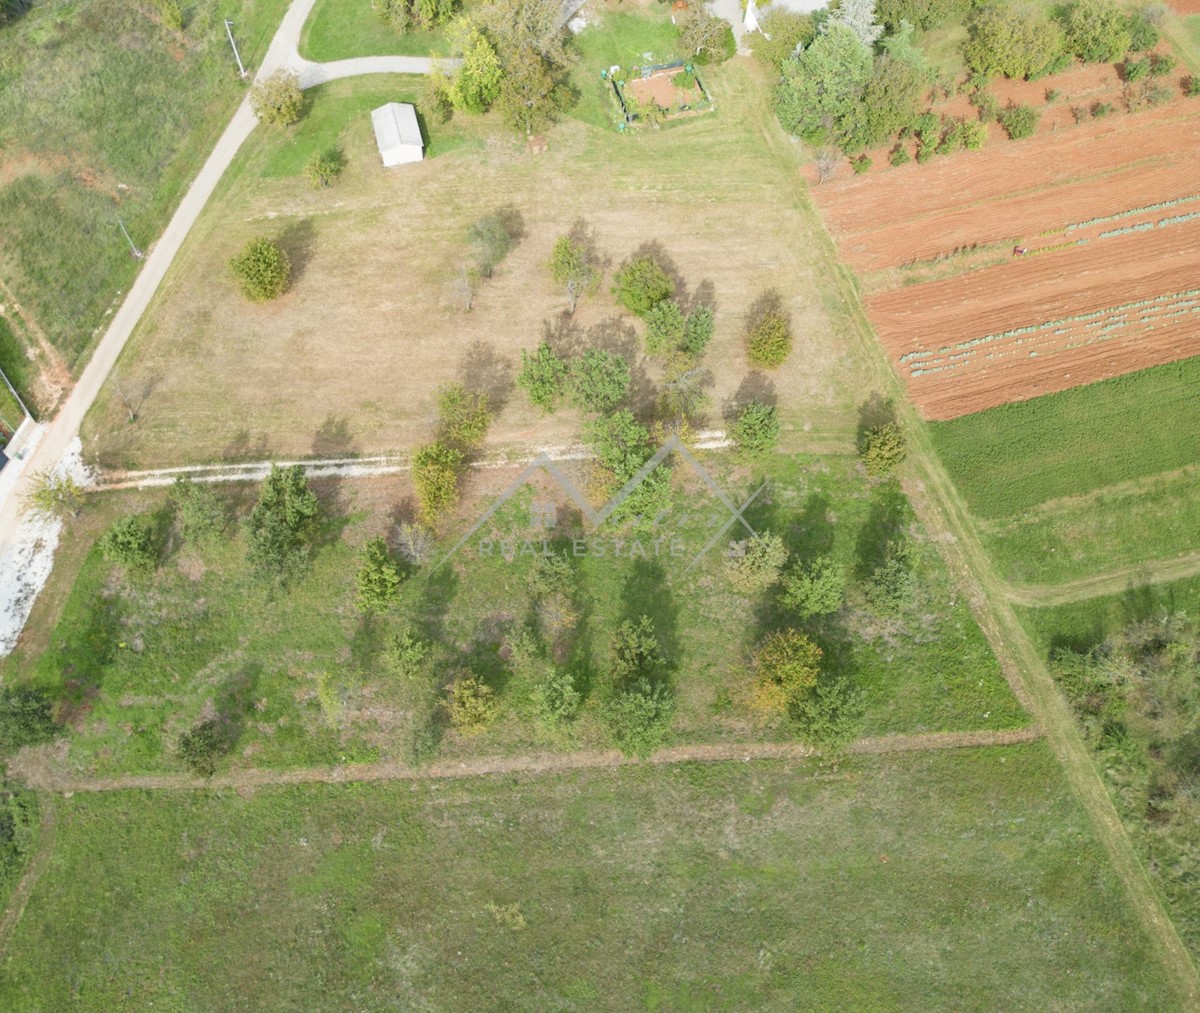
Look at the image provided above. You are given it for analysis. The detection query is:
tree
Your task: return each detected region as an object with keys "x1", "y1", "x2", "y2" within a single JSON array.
[
  {"x1": 443, "y1": 674, "x2": 498, "y2": 734},
  {"x1": 0, "y1": 686, "x2": 57, "y2": 751},
  {"x1": 678, "y1": 9, "x2": 733, "y2": 63},
  {"x1": 436, "y1": 382, "x2": 490, "y2": 448},
  {"x1": 731, "y1": 401, "x2": 781, "y2": 458},
  {"x1": 746, "y1": 305, "x2": 793, "y2": 368},
  {"x1": 750, "y1": 11, "x2": 816, "y2": 70},
  {"x1": 726, "y1": 531, "x2": 789, "y2": 593},
  {"x1": 780, "y1": 555, "x2": 846, "y2": 618},
  {"x1": 841, "y1": 54, "x2": 928, "y2": 151},
  {"x1": 450, "y1": 263, "x2": 480, "y2": 312},
  {"x1": 1125, "y1": 8, "x2": 1161, "y2": 52},
  {"x1": 394, "y1": 522, "x2": 435, "y2": 566},
  {"x1": 658, "y1": 351, "x2": 709, "y2": 423},
  {"x1": 377, "y1": 0, "x2": 457, "y2": 31},
  {"x1": 604, "y1": 616, "x2": 673, "y2": 757},
  {"x1": 480, "y1": 0, "x2": 568, "y2": 65},
  {"x1": 304, "y1": 148, "x2": 344, "y2": 188},
  {"x1": 99, "y1": 515, "x2": 158, "y2": 572},
  {"x1": 775, "y1": 24, "x2": 873, "y2": 145},
  {"x1": 996, "y1": 102, "x2": 1040, "y2": 139},
  {"x1": 355, "y1": 537, "x2": 403, "y2": 614},
  {"x1": 548, "y1": 233, "x2": 601, "y2": 313},
  {"x1": 169, "y1": 478, "x2": 226, "y2": 544},
  {"x1": 496, "y1": 45, "x2": 571, "y2": 134},
  {"x1": 450, "y1": 24, "x2": 503, "y2": 113},
  {"x1": 229, "y1": 237, "x2": 291, "y2": 301},
  {"x1": 24, "y1": 469, "x2": 85, "y2": 520},
  {"x1": 790, "y1": 675, "x2": 866, "y2": 753},
  {"x1": 250, "y1": 70, "x2": 304, "y2": 126},
  {"x1": 859, "y1": 422, "x2": 907, "y2": 476},
  {"x1": 584, "y1": 410, "x2": 654, "y2": 483},
  {"x1": 517, "y1": 342, "x2": 569, "y2": 412},
  {"x1": 876, "y1": 0, "x2": 969, "y2": 31},
  {"x1": 568, "y1": 349, "x2": 631, "y2": 413},
  {"x1": 530, "y1": 668, "x2": 582, "y2": 727},
  {"x1": 178, "y1": 718, "x2": 227, "y2": 777},
  {"x1": 1062, "y1": 0, "x2": 1131, "y2": 63},
  {"x1": 962, "y1": 6, "x2": 1064, "y2": 80},
  {"x1": 824, "y1": 0, "x2": 884, "y2": 47},
  {"x1": 643, "y1": 300, "x2": 686, "y2": 355},
  {"x1": 612, "y1": 254, "x2": 675, "y2": 317},
  {"x1": 469, "y1": 212, "x2": 517, "y2": 277},
  {"x1": 412, "y1": 441, "x2": 464, "y2": 522},
  {"x1": 865, "y1": 536, "x2": 920, "y2": 615},
  {"x1": 751, "y1": 629, "x2": 822, "y2": 716},
  {"x1": 421, "y1": 70, "x2": 455, "y2": 124},
  {"x1": 246, "y1": 465, "x2": 319, "y2": 578},
  {"x1": 681, "y1": 305, "x2": 715, "y2": 358}
]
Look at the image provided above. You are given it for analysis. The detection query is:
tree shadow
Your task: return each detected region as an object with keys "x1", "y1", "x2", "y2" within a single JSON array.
[
  {"x1": 309, "y1": 477, "x2": 353, "y2": 550},
  {"x1": 213, "y1": 662, "x2": 262, "y2": 756},
  {"x1": 311, "y1": 414, "x2": 357, "y2": 458},
  {"x1": 723, "y1": 371, "x2": 778, "y2": 423},
  {"x1": 793, "y1": 491, "x2": 835, "y2": 560},
  {"x1": 543, "y1": 312, "x2": 588, "y2": 358},
  {"x1": 619, "y1": 559, "x2": 681, "y2": 678},
  {"x1": 459, "y1": 340, "x2": 515, "y2": 415},
  {"x1": 853, "y1": 479, "x2": 912, "y2": 581},
  {"x1": 856, "y1": 393, "x2": 897, "y2": 454},
  {"x1": 222, "y1": 428, "x2": 270, "y2": 462},
  {"x1": 587, "y1": 315, "x2": 654, "y2": 410},
  {"x1": 684, "y1": 278, "x2": 716, "y2": 317},
  {"x1": 496, "y1": 204, "x2": 526, "y2": 243},
  {"x1": 277, "y1": 218, "x2": 317, "y2": 287},
  {"x1": 745, "y1": 289, "x2": 787, "y2": 329}
]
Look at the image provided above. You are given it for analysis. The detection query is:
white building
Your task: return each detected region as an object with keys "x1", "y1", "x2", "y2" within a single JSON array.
[{"x1": 370, "y1": 102, "x2": 424, "y2": 167}]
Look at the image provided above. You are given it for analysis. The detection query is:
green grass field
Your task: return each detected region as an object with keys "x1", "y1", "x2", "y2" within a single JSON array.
[
  {"x1": 300, "y1": 0, "x2": 482, "y2": 60},
  {"x1": 0, "y1": 316, "x2": 34, "y2": 424},
  {"x1": 1, "y1": 451, "x2": 1023, "y2": 779},
  {"x1": 929, "y1": 356, "x2": 1200, "y2": 583},
  {"x1": 0, "y1": 0, "x2": 289, "y2": 368},
  {"x1": 0, "y1": 745, "x2": 1186, "y2": 1009}
]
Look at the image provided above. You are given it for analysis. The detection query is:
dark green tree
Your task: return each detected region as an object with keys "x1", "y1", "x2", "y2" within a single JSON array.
[{"x1": 246, "y1": 465, "x2": 320, "y2": 578}]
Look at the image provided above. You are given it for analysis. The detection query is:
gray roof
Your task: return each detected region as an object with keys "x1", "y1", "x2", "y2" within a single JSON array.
[{"x1": 371, "y1": 103, "x2": 423, "y2": 156}]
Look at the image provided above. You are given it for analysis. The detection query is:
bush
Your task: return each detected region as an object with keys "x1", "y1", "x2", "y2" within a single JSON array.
[
  {"x1": 387, "y1": 629, "x2": 430, "y2": 679},
  {"x1": 0, "y1": 686, "x2": 57, "y2": 751},
  {"x1": 1126, "y1": 8, "x2": 1160, "y2": 51},
  {"x1": 780, "y1": 555, "x2": 846, "y2": 618},
  {"x1": 178, "y1": 718, "x2": 227, "y2": 777},
  {"x1": 1149, "y1": 53, "x2": 1176, "y2": 78},
  {"x1": 517, "y1": 342, "x2": 568, "y2": 412},
  {"x1": 155, "y1": 0, "x2": 184, "y2": 31},
  {"x1": 1062, "y1": 0, "x2": 1131, "y2": 63},
  {"x1": 530, "y1": 668, "x2": 583, "y2": 727},
  {"x1": 963, "y1": 6, "x2": 1064, "y2": 80},
  {"x1": 246, "y1": 465, "x2": 319, "y2": 578},
  {"x1": 726, "y1": 531, "x2": 789, "y2": 593},
  {"x1": 568, "y1": 348, "x2": 631, "y2": 413},
  {"x1": 997, "y1": 102, "x2": 1040, "y2": 140},
  {"x1": 443, "y1": 675, "x2": 498, "y2": 735},
  {"x1": 643, "y1": 299, "x2": 686, "y2": 355},
  {"x1": 745, "y1": 305, "x2": 793, "y2": 369},
  {"x1": 250, "y1": 70, "x2": 303, "y2": 126},
  {"x1": 912, "y1": 111, "x2": 939, "y2": 139},
  {"x1": 229, "y1": 237, "x2": 291, "y2": 301},
  {"x1": 420, "y1": 72, "x2": 455, "y2": 124},
  {"x1": 751, "y1": 629, "x2": 822, "y2": 716},
  {"x1": 605, "y1": 617, "x2": 672, "y2": 756},
  {"x1": 412, "y1": 441, "x2": 464, "y2": 522},
  {"x1": 876, "y1": 0, "x2": 971, "y2": 31},
  {"x1": 304, "y1": 148, "x2": 345, "y2": 188},
  {"x1": 851, "y1": 154, "x2": 872, "y2": 174},
  {"x1": 613, "y1": 254, "x2": 675, "y2": 316},
  {"x1": 1185, "y1": 76, "x2": 1200, "y2": 98},
  {"x1": 859, "y1": 422, "x2": 907, "y2": 477},
  {"x1": 355, "y1": 537, "x2": 403, "y2": 614},
  {"x1": 529, "y1": 551, "x2": 574, "y2": 599},
  {"x1": 1092, "y1": 100, "x2": 1115, "y2": 117},
  {"x1": 790, "y1": 675, "x2": 866, "y2": 753},
  {"x1": 169, "y1": 478, "x2": 226, "y2": 543},
  {"x1": 730, "y1": 401, "x2": 780, "y2": 458},
  {"x1": 1121, "y1": 57, "x2": 1149, "y2": 83},
  {"x1": 99, "y1": 515, "x2": 158, "y2": 572},
  {"x1": 23, "y1": 470, "x2": 85, "y2": 520},
  {"x1": 889, "y1": 144, "x2": 911, "y2": 166},
  {"x1": 681, "y1": 305, "x2": 715, "y2": 358},
  {"x1": 865, "y1": 537, "x2": 920, "y2": 615},
  {"x1": 436, "y1": 382, "x2": 489, "y2": 449}
]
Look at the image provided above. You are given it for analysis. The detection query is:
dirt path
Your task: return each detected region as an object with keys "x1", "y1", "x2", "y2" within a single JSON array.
[
  {"x1": 1000, "y1": 548, "x2": 1200, "y2": 608},
  {"x1": 11, "y1": 727, "x2": 1042, "y2": 795},
  {"x1": 0, "y1": 796, "x2": 55, "y2": 954}
]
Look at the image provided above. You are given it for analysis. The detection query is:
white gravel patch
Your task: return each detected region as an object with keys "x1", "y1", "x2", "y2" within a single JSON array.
[{"x1": 0, "y1": 438, "x2": 93, "y2": 657}]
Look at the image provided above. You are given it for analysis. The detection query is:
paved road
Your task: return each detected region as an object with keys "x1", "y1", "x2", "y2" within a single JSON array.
[{"x1": 0, "y1": 0, "x2": 446, "y2": 577}]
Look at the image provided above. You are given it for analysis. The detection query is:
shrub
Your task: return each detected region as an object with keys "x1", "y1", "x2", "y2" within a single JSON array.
[
  {"x1": 530, "y1": 668, "x2": 583, "y2": 727},
  {"x1": 412, "y1": 441, "x2": 464, "y2": 522},
  {"x1": 304, "y1": 148, "x2": 345, "y2": 188},
  {"x1": 613, "y1": 254, "x2": 675, "y2": 316},
  {"x1": 1125, "y1": 8, "x2": 1160, "y2": 52},
  {"x1": 355, "y1": 537, "x2": 403, "y2": 614},
  {"x1": 865, "y1": 537, "x2": 920, "y2": 615},
  {"x1": 997, "y1": 103, "x2": 1040, "y2": 140},
  {"x1": 1121, "y1": 57, "x2": 1149, "y2": 83},
  {"x1": 229, "y1": 237, "x2": 291, "y2": 301},
  {"x1": 780, "y1": 555, "x2": 846, "y2": 618},
  {"x1": 915, "y1": 141, "x2": 936, "y2": 163},
  {"x1": 0, "y1": 686, "x2": 57, "y2": 751},
  {"x1": 1185, "y1": 76, "x2": 1200, "y2": 98},
  {"x1": 961, "y1": 118, "x2": 987, "y2": 149},
  {"x1": 529, "y1": 551, "x2": 574, "y2": 599},
  {"x1": 859, "y1": 422, "x2": 908, "y2": 476},
  {"x1": 726, "y1": 531, "x2": 789, "y2": 593},
  {"x1": 963, "y1": 6, "x2": 1064, "y2": 80},
  {"x1": 387, "y1": 629, "x2": 430, "y2": 679},
  {"x1": 155, "y1": 0, "x2": 184, "y2": 31},
  {"x1": 1045, "y1": 88, "x2": 1061, "y2": 102},
  {"x1": 169, "y1": 478, "x2": 226, "y2": 543},
  {"x1": 23, "y1": 470, "x2": 85, "y2": 520},
  {"x1": 643, "y1": 299, "x2": 686, "y2": 355},
  {"x1": 436, "y1": 382, "x2": 489, "y2": 449},
  {"x1": 972, "y1": 89, "x2": 1000, "y2": 121},
  {"x1": 751, "y1": 629, "x2": 822, "y2": 716},
  {"x1": 1091, "y1": 100, "x2": 1115, "y2": 117},
  {"x1": 420, "y1": 72, "x2": 455, "y2": 124},
  {"x1": 681, "y1": 305, "x2": 715, "y2": 358},
  {"x1": 1062, "y1": 0, "x2": 1131, "y2": 63},
  {"x1": 730, "y1": 401, "x2": 780, "y2": 458},
  {"x1": 889, "y1": 144, "x2": 911, "y2": 166},
  {"x1": 443, "y1": 675, "x2": 498, "y2": 735},
  {"x1": 99, "y1": 515, "x2": 158, "y2": 572},
  {"x1": 178, "y1": 718, "x2": 227, "y2": 777},
  {"x1": 517, "y1": 342, "x2": 568, "y2": 412},
  {"x1": 568, "y1": 348, "x2": 631, "y2": 413},
  {"x1": 246, "y1": 465, "x2": 319, "y2": 578},
  {"x1": 1149, "y1": 53, "x2": 1176, "y2": 78},
  {"x1": 851, "y1": 154, "x2": 872, "y2": 174},
  {"x1": 791, "y1": 675, "x2": 866, "y2": 753},
  {"x1": 912, "y1": 111, "x2": 940, "y2": 139},
  {"x1": 250, "y1": 70, "x2": 303, "y2": 126},
  {"x1": 745, "y1": 306, "x2": 792, "y2": 368},
  {"x1": 605, "y1": 617, "x2": 672, "y2": 756}
]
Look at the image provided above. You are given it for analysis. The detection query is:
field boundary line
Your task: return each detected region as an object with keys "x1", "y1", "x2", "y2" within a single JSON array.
[
  {"x1": 1000, "y1": 549, "x2": 1200, "y2": 608},
  {"x1": 9, "y1": 727, "x2": 1042, "y2": 795},
  {"x1": 0, "y1": 796, "x2": 55, "y2": 955}
]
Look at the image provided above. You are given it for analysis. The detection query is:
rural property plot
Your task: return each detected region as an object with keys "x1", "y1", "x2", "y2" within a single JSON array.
[{"x1": 813, "y1": 100, "x2": 1200, "y2": 419}]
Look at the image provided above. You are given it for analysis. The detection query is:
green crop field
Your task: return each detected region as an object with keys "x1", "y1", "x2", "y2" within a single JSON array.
[
  {"x1": 0, "y1": 0, "x2": 289, "y2": 369},
  {"x1": 0, "y1": 746, "x2": 1187, "y2": 1009},
  {"x1": 929, "y1": 356, "x2": 1200, "y2": 583}
]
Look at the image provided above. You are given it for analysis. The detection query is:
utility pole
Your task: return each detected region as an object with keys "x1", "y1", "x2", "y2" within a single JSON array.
[
  {"x1": 224, "y1": 19, "x2": 248, "y2": 79},
  {"x1": 117, "y1": 218, "x2": 144, "y2": 260}
]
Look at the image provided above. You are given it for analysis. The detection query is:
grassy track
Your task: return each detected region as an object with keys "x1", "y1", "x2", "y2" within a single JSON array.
[
  {"x1": 0, "y1": 0, "x2": 289, "y2": 369},
  {"x1": 0, "y1": 746, "x2": 1188, "y2": 1008}
]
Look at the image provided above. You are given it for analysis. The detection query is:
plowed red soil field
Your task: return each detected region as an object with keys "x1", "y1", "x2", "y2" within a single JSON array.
[{"x1": 813, "y1": 89, "x2": 1200, "y2": 418}]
